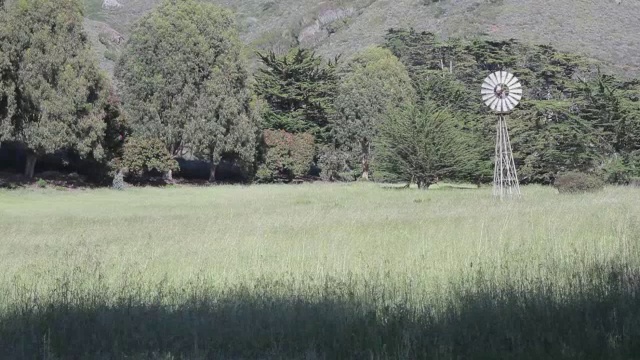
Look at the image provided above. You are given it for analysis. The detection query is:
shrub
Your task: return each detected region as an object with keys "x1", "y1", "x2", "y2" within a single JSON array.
[
  {"x1": 115, "y1": 138, "x2": 179, "y2": 177},
  {"x1": 317, "y1": 145, "x2": 357, "y2": 182},
  {"x1": 256, "y1": 130, "x2": 315, "y2": 183},
  {"x1": 554, "y1": 172, "x2": 605, "y2": 194},
  {"x1": 104, "y1": 49, "x2": 118, "y2": 62},
  {"x1": 36, "y1": 178, "x2": 46, "y2": 188}
]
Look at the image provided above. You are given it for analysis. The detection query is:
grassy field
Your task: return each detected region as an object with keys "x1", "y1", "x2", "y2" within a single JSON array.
[{"x1": 1, "y1": 183, "x2": 640, "y2": 359}]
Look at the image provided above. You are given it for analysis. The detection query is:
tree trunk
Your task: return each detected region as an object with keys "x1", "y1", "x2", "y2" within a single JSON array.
[
  {"x1": 164, "y1": 169, "x2": 174, "y2": 183},
  {"x1": 405, "y1": 175, "x2": 414, "y2": 189},
  {"x1": 24, "y1": 153, "x2": 37, "y2": 179},
  {"x1": 209, "y1": 162, "x2": 217, "y2": 183},
  {"x1": 361, "y1": 158, "x2": 370, "y2": 181},
  {"x1": 360, "y1": 141, "x2": 370, "y2": 181},
  {"x1": 416, "y1": 177, "x2": 430, "y2": 190}
]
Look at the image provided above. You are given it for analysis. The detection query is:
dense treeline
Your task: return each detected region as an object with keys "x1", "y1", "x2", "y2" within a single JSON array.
[
  {"x1": 1, "y1": 0, "x2": 639, "y2": 187},
  {"x1": 383, "y1": 29, "x2": 640, "y2": 184}
]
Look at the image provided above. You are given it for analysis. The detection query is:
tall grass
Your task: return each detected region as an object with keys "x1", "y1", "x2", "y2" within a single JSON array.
[{"x1": 0, "y1": 184, "x2": 639, "y2": 358}]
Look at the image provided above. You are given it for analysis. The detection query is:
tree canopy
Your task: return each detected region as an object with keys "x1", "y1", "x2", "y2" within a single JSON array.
[
  {"x1": 255, "y1": 48, "x2": 338, "y2": 143},
  {"x1": 331, "y1": 47, "x2": 415, "y2": 180},
  {"x1": 116, "y1": 0, "x2": 258, "y2": 181},
  {"x1": 374, "y1": 103, "x2": 479, "y2": 188},
  {"x1": 384, "y1": 29, "x2": 640, "y2": 184},
  {"x1": 0, "y1": 0, "x2": 111, "y2": 178}
]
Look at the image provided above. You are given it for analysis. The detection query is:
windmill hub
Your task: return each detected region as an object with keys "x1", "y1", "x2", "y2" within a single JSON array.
[
  {"x1": 495, "y1": 85, "x2": 508, "y2": 98},
  {"x1": 481, "y1": 71, "x2": 522, "y2": 200}
]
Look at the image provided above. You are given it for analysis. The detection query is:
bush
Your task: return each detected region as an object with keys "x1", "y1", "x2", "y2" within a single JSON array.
[
  {"x1": 114, "y1": 138, "x2": 179, "y2": 178},
  {"x1": 317, "y1": 146, "x2": 357, "y2": 182},
  {"x1": 256, "y1": 130, "x2": 315, "y2": 183},
  {"x1": 104, "y1": 49, "x2": 118, "y2": 62},
  {"x1": 554, "y1": 172, "x2": 605, "y2": 194}
]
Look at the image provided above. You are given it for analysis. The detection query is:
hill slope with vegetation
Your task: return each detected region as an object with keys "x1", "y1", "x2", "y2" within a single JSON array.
[{"x1": 85, "y1": 0, "x2": 640, "y2": 77}]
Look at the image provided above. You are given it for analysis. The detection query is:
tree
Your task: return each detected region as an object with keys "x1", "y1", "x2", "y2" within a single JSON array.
[
  {"x1": 373, "y1": 103, "x2": 478, "y2": 189},
  {"x1": 115, "y1": 0, "x2": 258, "y2": 182},
  {"x1": 571, "y1": 71, "x2": 640, "y2": 183},
  {"x1": 331, "y1": 47, "x2": 415, "y2": 180},
  {"x1": 255, "y1": 48, "x2": 338, "y2": 143},
  {"x1": 0, "y1": 0, "x2": 110, "y2": 178}
]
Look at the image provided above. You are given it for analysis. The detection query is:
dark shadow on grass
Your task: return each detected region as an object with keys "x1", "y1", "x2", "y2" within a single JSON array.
[{"x1": 1, "y1": 262, "x2": 640, "y2": 359}]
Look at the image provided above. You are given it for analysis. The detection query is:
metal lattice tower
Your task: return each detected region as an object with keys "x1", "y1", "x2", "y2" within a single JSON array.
[{"x1": 481, "y1": 71, "x2": 522, "y2": 200}]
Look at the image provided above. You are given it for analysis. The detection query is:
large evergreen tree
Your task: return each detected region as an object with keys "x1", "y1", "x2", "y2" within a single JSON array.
[
  {"x1": 115, "y1": 0, "x2": 258, "y2": 182},
  {"x1": 331, "y1": 47, "x2": 415, "y2": 180},
  {"x1": 255, "y1": 48, "x2": 338, "y2": 143},
  {"x1": 571, "y1": 71, "x2": 640, "y2": 182},
  {"x1": 374, "y1": 103, "x2": 479, "y2": 189},
  {"x1": 0, "y1": 0, "x2": 110, "y2": 178}
]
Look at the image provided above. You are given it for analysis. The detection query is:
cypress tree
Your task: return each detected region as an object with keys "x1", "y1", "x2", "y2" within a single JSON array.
[{"x1": 255, "y1": 48, "x2": 338, "y2": 143}]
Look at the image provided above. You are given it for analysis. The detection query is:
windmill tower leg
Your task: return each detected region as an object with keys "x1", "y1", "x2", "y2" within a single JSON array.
[
  {"x1": 493, "y1": 115, "x2": 521, "y2": 200},
  {"x1": 493, "y1": 117, "x2": 502, "y2": 198}
]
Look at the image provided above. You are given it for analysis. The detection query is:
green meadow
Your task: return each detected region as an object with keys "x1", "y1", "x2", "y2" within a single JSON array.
[{"x1": 0, "y1": 183, "x2": 639, "y2": 359}]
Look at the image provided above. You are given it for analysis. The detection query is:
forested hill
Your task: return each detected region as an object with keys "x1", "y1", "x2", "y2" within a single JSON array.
[{"x1": 86, "y1": 0, "x2": 640, "y2": 77}]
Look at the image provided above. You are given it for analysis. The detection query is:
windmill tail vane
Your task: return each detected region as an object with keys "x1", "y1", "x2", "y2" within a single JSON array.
[{"x1": 481, "y1": 71, "x2": 522, "y2": 200}]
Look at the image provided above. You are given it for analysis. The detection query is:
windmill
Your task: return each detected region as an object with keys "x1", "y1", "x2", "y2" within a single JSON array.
[{"x1": 481, "y1": 71, "x2": 522, "y2": 199}]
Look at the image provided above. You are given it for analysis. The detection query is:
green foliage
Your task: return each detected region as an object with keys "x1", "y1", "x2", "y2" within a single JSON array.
[
  {"x1": 374, "y1": 103, "x2": 479, "y2": 188},
  {"x1": 384, "y1": 29, "x2": 640, "y2": 185},
  {"x1": 103, "y1": 49, "x2": 118, "y2": 62},
  {"x1": 0, "y1": 0, "x2": 111, "y2": 177},
  {"x1": 117, "y1": 137, "x2": 178, "y2": 177},
  {"x1": 100, "y1": 89, "x2": 129, "y2": 169},
  {"x1": 256, "y1": 130, "x2": 315, "y2": 182},
  {"x1": 115, "y1": 0, "x2": 258, "y2": 177},
  {"x1": 35, "y1": 178, "x2": 46, "y2": 188},
  {"x1": 255, "y1": 48, "x2": 339, "y2": 143},
  {"x1": 514, "y1": 101, "x2": 603, "y2": 184},
  {"x1": 331, "y1": 47, "x2": 415, "y2": 180},
  {"x1": 317, "y1": 145, "x2": 357, "y2": 182},
  {"x1": 554, "y1": 171, "x2": 605, "y2": 194},
  {"x1": 600, "y1": 154, "x2": 631, "y2": 185},
  {"x1": 98, "y1": 31, "x2": 120, "y2": 62}
]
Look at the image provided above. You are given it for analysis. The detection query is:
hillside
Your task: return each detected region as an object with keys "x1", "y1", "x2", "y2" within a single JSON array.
[{"x1": 86, "y1": 0, "x2": 640, "y2": 77}]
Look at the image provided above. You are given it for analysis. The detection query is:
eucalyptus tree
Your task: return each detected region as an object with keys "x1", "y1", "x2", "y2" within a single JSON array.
[
  {"x1": 0, "y1": 0, "x2": 110, "y2": 178},
  {"x1": 331, "y1": 47, "x2": 415, "y2": 180},
  {"x1": 116, "y1": 0, "x2": 258, "y2": 181}
]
